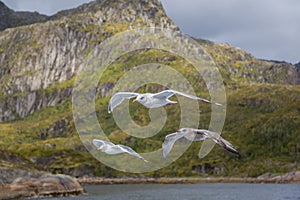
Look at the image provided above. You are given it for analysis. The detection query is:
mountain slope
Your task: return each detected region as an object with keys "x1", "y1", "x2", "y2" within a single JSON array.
[{"x1": 0, "y1": 0, "x2": 299, "y2": 178}]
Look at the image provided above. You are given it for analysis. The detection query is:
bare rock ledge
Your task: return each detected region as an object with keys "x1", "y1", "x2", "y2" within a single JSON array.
[{"x1": 0, "y1": 174, "x2": 84, "y2": 200}]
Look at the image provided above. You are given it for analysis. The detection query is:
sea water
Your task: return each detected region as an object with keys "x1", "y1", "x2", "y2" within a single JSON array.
[{"x1": 42, "y1": 183, "x2": 300, "y2": 200}]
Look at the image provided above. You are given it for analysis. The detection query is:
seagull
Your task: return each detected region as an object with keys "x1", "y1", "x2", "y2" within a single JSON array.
[
  {"x1": 108, "y1": 89, "x2": 222, "y2": 113},
  {"x1": 92, "y1": 139, "x2": 148, "y2": 162},
  {"x1": 162, "y1": 128, "x2": 240, "y2": 159}
]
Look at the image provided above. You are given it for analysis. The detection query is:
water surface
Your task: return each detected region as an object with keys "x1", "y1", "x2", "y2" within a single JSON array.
[{"x1": 42, "y1": 183, "x2": 300, "y2": 200}]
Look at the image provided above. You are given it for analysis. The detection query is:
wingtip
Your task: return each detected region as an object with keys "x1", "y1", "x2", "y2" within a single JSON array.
[
  {"x1": 227, "y1": 147, "x2": 241, "y2": 157},
  {"x1": 162, "y1": 152, "x2": 168, "y2": 160}
]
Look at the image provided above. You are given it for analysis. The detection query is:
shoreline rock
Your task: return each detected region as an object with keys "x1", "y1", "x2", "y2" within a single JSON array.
[
  {"x1": 77, "y1": 171, "x2": 300, "y2": 185},
  {"x1": 0, "y1": 174, "x2": 84, "y2": 200}
]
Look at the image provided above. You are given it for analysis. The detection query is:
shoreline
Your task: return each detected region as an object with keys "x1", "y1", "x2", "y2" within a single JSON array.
[
  {"x1": 1, "y1": 171, "x2": 299, "y2": 200},
  {"x1": 77, "y1": 172, "x2": 300, "y2": 185}
]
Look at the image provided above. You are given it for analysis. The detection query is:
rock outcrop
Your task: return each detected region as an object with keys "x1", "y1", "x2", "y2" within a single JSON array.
[
  {"x1": 0, "y1": 169, "x2": 42, "y2": 185},
  {"x1": 0, "y1": 173, "x2": 84, "y2": 200},
  {"x1": 257, "y1": 171, "x2": 300, "y2": 184}
]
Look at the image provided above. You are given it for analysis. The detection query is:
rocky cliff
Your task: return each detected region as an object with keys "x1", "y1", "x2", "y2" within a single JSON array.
[
  {"x1": 0, "y1": 0, "x2": 178, "y2": 122},
  {"x1": 0, "y1": 0, "x2": 299, "y2": 178}
]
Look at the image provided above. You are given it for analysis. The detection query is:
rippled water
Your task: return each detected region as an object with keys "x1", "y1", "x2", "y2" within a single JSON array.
[{"x1": 43, "y1": 183, "x2": 300, "y2": 200}]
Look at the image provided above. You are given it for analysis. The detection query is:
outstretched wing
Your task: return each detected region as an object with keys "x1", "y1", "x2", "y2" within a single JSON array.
[
  {"x1": 171, "y1": 90, "x2": 223, "y2": 105},
  {"x1": 156, "y1": 89, "x2": 223, "y2": 106},
  {"x1": 199, "y1": 129, "x2": 240, "y2": 156},
  {"x1": 152, "y1": 90, "x2": 176, "y2": 99},
  {"x1": 92, "y1": 139, "x2": 114, "y2": 149},
  {"x1": 162, "y1": 131, "x2": 186, "y2": 159},
  {"x1": 187, "y1": 128, "x2": 210, "y2": 141},
  {"x1": 108, "y1": 92, "x2": 139, "y2": 113},
  {"x1": 118, "y1": 145, "x2": 148, "y2": 162}
]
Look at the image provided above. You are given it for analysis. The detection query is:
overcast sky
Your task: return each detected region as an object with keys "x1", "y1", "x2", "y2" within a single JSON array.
[{"x1": 2, "y1": 0, "x2": 299, "y2": 64}]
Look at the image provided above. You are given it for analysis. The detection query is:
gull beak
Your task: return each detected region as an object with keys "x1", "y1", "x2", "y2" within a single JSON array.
[{"x1": 133, "y1": 99, "x2": 138, "y2": 103}]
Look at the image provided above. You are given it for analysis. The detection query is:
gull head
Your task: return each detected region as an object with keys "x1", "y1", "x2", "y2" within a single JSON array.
[
  {"x1": 97, "y1": 145, "x2": 105, "y2": 151},
  {"x1": 178, "y1": 128, "x2": 189, "y2": 133},
  {"x1": 133, "y1": 94, "x2": 148, "y2": 104}
]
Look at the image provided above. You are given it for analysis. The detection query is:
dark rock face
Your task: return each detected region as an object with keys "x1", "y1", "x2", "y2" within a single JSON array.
[
  {"x1": 0, "y1": 1, "x2": 48, "y2": 31},
  {"x1": 295, "y1": 62, "x2": 300, "y2": 84}
]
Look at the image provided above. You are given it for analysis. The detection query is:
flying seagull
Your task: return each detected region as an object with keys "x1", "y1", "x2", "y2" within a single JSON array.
[
  {"x1": 108, "y1": 90, "x2": 222, "y2": 113},
  {"x1": 162, "y1": 128, "x2": 240, "y2": 159},
  {"x1": 92, "y1": 139, "x2": 148, "y2": 162}
]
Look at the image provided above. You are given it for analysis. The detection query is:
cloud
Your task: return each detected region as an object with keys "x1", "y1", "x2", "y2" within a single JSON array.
[{"x1": 161, "y1": 0, "x2": 300, "y2": 63}]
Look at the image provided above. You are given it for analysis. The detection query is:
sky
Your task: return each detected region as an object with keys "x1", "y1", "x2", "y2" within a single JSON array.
[{"x1": 2, "y1": 0, "x2": 299, "y2": 64}]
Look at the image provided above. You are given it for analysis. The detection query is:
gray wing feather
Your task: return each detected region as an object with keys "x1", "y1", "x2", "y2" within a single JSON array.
[
  {"x1": 108, "y1": 92, "x2": 139, "y2": 113},
  {"x1": 168, "y1": 89, "x2": 222, "y2": 106},
  {"x1": 190, "y1": 129, "x2": 210, "y2": 141},
  {"x1": 118, "y1": 145, "x2": 148, "y2": 162},
  {"x1": 170, "y1": 90, "x2": 213, "y2": 104},
  {"x1": 162, "y1": 131, "x2": 186, "y2": 159},
  {"x1": 152, "y1": 90, "x2": 176, "y2": 99}
]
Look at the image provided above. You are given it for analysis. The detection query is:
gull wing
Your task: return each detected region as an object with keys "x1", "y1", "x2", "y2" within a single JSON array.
[
  {"x1": 171, "y1": 90, "x2": 223, "y2": 105},
  {"x1": 118, "y1": 144, "x2": 148, "y2": 162},
  {"x1": 199, "y1": 129, "x2": 240, "y2": 156},
  {"x1": 108, "y1": 92, "x2": 139, "y2": 113},
  {"x1": 188, "y1": 128, "x2": 211, "y2": 141},
  {"x1": 155, "y1": 89, "x2": 223, "y2": 106},
  {"x1": 92, "y1": 139, "x2": 115, "y2": 149},
  {"x1": 152, "y1": 90, "x2": 176, "y2": 99},
  {"x1": 162, "y1": 131, "x2": 186, "y2": 159}
]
